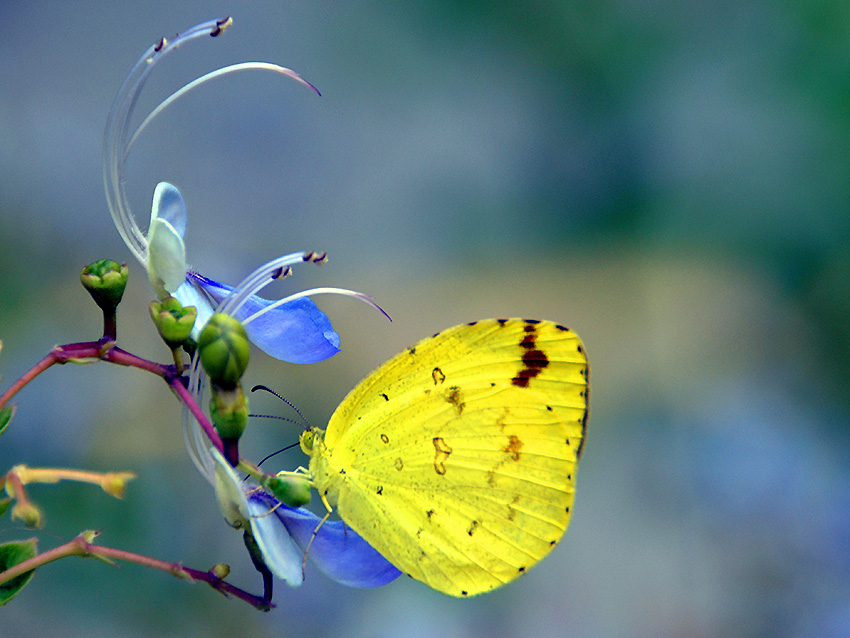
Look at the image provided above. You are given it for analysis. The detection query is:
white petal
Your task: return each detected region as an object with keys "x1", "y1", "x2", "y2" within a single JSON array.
[
  {"x1": 246, "y1": 497, "x2": 305, "y2": 586},
  {"x1": 211, "y1": 448, "x2": 249, "y2": 529},
  {"x1": 147, "y1": 183, "x2": 188, "y2": 296}
]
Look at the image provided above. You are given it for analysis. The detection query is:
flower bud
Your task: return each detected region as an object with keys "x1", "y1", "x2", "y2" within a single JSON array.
[
  {"x1": 100, "y1": 472, "x2": 136, "y2": 499},
  {"x1": 265, "y1": 474, "x2": 312, "y2": 508},
  {"x1": 149, "y1": 297, "x2": 197, "y2": 349},
  {"x1": 199, "y1": 314, "x2": 250, "y2": 386},
  {"x1": 212, "y1": 563, "x2": 231, "y2": 579},
  {"x1": 11, "y1": 501, "x2": 42, "y2": 528},
  {"x1": 209, "y1": 384, "x2": 249, "y2": 442},
  {"x1": 80, "y1": 259, "x2": 129, "y2": 312}
]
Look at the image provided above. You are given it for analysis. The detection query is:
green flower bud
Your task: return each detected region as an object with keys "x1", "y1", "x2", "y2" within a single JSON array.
[
  {"x1": 209, "y1": 384, "x2": 249, "y2": 441},
  {"x1": 265, "y1": 474, "x2": 312, "y2": 508},
  {"x1": 199, "y1": 314, "x2": 250, "y2": 386},
  {"x1": 80, "y1": 259, "x2": 129, "y2": 312},
  {"x1": 149, "y1": 296, "x2": 197, "y2": 349}
]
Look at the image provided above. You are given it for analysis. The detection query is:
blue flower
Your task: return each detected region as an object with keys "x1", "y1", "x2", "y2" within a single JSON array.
[
  {"x1": 212, "y1": 447, "x2": 400, "y2": 588},
  {"x1": 103, "y1": 16, "x2": 352, "y2": 365},
  {"x1": 106, "y1": 17, "x2": 395, "y2": 589},
  {"x1": 147, "y1": 181, "x2": 342, "y2": 364}
]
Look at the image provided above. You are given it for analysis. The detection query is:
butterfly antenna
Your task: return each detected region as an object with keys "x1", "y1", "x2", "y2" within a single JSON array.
[
  {"x1": 249, "y1": 414, "x2": 302, "y2": 427},
  {"x1": 251, "y1": 384, "x2": 311, "y2": 430},
  {"x1": 256, "y1": 441, "x2": 301, "y2": 469}
]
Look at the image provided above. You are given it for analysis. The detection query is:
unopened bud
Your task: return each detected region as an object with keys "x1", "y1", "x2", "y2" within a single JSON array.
[
  {"x1": 209, "y1": 384, "x2": 249, "y2": 442},
  {"x1": 266, "y1": 475, "x2": 311, "y2": 508},
  {"x1": 100, "y1": 472, "x2": 136, "y2": 499},
  {"x1": 80, "y1": 260, "x2": 129, "y2": 312},
  {"x1": 149, "y1": 297, "x2": 197, "y2": 349},
  {"x1": 212, "y1": 563, "x2": 231, "y2": 579},
  {"x1": 199, "y1": 314, "x2": 250, "y2": 386},
  {"x1": 11, "y1": 501, "x2": 42, "y2": 528}
]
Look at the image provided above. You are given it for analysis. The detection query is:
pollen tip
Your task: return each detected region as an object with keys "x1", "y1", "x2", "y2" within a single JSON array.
[{"x1": 210, "y1": 17, "x2": 233, "y2": 37}]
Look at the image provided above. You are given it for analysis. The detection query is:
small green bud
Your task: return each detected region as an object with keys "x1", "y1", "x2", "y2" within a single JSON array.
[
  {"x1": 149, "y1": 297, "x2": 197, "y2": 349},
  {"x1": 80, "y1": 259, "x2": 129, "y2": 312},
  {"x1": 266, "y1": 475, "x2": 312, "y2": 508},
  {"x1": 199, "y1": 314, "x2": 250, "y2": 386},
  {"x1": 209, "y1": 384, "x2": 249, "y2": 441}
]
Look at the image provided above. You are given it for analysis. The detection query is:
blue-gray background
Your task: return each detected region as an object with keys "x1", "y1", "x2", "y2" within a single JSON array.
[{"x1": 2, "y1": 2, "x2": 849, "y2": 636}]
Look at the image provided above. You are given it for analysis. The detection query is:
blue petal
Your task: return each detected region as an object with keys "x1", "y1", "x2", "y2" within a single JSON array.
[
  {"x1": 248, "y1": 490, "x2": 401, "y2": 588},
  {"x1": 188, "y1": 272, "x2": 340, "y2": 364}
]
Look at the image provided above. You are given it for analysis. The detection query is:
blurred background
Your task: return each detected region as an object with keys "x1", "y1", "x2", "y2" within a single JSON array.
[{"x1": 2, "y1": 1, "x2": 849, "y2": 636}]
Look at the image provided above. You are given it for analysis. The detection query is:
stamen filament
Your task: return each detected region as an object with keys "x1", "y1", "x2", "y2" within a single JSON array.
[
  {"x1": 104, "y1": 18, "x2": 229, "y2": 267},
  {"x1": 125, "y1": 62, "x2": 319, "y2": 157},
  {"x1": 242, "y1": 287, "x2": 391, "y2": 326}
]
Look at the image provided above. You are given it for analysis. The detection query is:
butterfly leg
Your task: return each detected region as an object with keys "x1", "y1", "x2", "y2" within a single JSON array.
[
  {"x1": 274, "y1": 466, "x2": 311, "y2": 478},
  {"x1": 300, "y1": 510, "x2": 332, "y2": 579}
]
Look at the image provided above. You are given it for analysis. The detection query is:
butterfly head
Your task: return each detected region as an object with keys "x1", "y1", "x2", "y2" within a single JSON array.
[{"x1": 299, "y1": 427, "x2": 326, "y2": 457}]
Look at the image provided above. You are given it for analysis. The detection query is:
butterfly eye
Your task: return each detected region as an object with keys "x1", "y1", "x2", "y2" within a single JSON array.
[{"x1": 299, "y1": 430, "x2": 316, "y2": 454}]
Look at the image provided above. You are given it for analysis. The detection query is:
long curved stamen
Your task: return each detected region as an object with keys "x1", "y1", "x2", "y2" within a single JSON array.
[
  {"x1": 179, "y1": 253, "x2": 329, "y2": 480},
  {"x1": 104, "y1": 18, "x2": 319, "y2": 269},
  {"x1": 125, "y1": 63, "x2": 319, "y2": 157},
  {"x1": 242, "y1": 287, "x2": 391, "y2": 326},
  {"x1": 183, "y1": 353, "x2": 214, "y2": 481},
  {"x1": 214, "y1": 252, "x2": 315, "y2": 318},
  {"x1": 104, "y1": 18, "x2": 230, "y2": 267},
  {"x1": 180, "y1": 251, "x2": 389, "y2": 480}
]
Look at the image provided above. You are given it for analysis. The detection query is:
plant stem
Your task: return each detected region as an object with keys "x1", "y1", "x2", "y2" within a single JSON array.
[
  {"x1": 167, "y1": 376, "x2": 223, "y2": 452},
  {"x1": 0, "y1": 352, "x2": 60, "y2": 410},
  {"x1": 0, "y1": 339, "x2": 223, "y2": 458},
  {"x1": 0, "y1": 533, "x2": 272, "y2": 611}
]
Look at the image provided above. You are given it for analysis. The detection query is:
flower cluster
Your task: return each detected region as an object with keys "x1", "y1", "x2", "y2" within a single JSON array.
[
  {"x1": 0, "y1": 16, "x2": 403, "y2": 610},
  {"x1": 101, "y1": 16, "x2": 400, "y2": 594}
]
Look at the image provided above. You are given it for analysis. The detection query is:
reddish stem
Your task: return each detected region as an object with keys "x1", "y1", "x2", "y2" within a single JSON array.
[
  {"x1": 167, "y1": 376, "x2": 223, "y2": 452},
  {"x1": 0, "y1": 351, "x2": 61, "y2": 410},
  {"x1": 0, "y1": 534, "x2": 272, "y2": 611},
  {"x1": 0, "y1": 339, "x2": 223, "y2": 458}
]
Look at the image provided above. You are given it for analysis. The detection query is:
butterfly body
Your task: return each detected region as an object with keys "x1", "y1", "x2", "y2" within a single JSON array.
[{"x1": 302, "y1": 318, "x2": 589, "y2": 597}]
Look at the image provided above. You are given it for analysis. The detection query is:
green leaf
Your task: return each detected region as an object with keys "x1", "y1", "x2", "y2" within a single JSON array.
[
  {"x1": 0, "y1": 498, "x2": 12, "y2": 518},
  {"x1": 0, "y1": 404, "x2": 15, "y2": 437},
  {"x1": 0, "y1": 539, "x2": 38, "y2": 606}
]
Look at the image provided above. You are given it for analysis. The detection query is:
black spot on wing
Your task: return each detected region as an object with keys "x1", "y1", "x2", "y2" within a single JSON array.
[{"x1": 511, "y1": 322, "x2": 550, "y2": 388}]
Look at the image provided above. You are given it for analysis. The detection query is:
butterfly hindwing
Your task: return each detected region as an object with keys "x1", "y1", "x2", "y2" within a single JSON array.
[{"x1": 309, "y1": 318, "x2": 589, "y2": 596}]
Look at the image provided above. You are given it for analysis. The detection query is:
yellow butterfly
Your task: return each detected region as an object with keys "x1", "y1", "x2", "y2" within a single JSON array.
[{"x1": 299, "y1": 318, "x2": 589, "y2": 597}]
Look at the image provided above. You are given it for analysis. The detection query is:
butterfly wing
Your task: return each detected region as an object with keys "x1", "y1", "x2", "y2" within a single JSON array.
[{"x1": 315, "y1": 318, "x2": 589, "y2": 597}]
